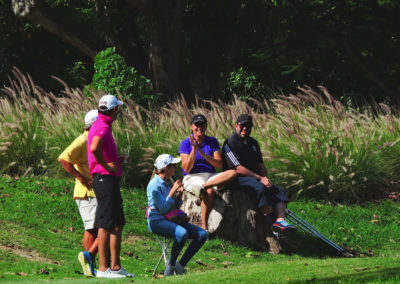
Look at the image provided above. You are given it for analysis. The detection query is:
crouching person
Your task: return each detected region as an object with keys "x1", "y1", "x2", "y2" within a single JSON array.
[{"x1": 147, "y1": 154, "x2": 208, "y2": 276}]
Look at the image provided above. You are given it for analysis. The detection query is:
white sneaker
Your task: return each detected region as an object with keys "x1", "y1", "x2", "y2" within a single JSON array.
[
  {"x1": 186, "y1": 184, "x2": 204, "y2": 198},
  {"x1": 112, "y1": 266, "x2": 136, "y2": 278},
  {"x1": 175, "y1": 261, "x2": 186, "y2": 275},
  {"x1": 96, "y1": 268, "x2": 126, "y2": 278}
]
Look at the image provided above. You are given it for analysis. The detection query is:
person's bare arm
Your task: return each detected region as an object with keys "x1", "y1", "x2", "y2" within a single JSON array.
[
  {"x1": 196, "y1": 149, "x2": 223, "y2": 169},
  {"x1": 181, "y1": 150, "x2": 196, "y2": 173},
  {"x1": 258, "y1": 163, "x2": 267, "y2": 177},
  {"x1": 189, "y1": 135, "x2": 222, "y2": 169},
  {"x1": 90, "y1": 136, "x2": 117, "y2": 172},
  {"x1": 169, "y1": 179, "x2": 184, "y2": 198},
  {"x1": 58, "y1": 158, "x2": 92, "y2": 188}
]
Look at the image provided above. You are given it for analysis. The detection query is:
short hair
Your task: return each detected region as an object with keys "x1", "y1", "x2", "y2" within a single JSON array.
[{"x1": 98, "y1": 106, "x2": 116, "y2": 116}]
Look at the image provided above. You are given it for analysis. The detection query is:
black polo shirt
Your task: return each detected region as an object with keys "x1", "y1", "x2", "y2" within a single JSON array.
[{"x1": 222, "y1": 133, "x2": 263, "y2": 174}]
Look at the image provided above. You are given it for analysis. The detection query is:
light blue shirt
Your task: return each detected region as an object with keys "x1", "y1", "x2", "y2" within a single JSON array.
[{"x1": 146, "y1": 174, "x2": 182, "y2": 224}]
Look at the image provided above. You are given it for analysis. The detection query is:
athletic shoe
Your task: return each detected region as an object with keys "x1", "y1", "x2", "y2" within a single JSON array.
[
  {"x1": 78, "y1": 251, "x2": 93, "y2": 276},
  {"x1": 175, "y1": 261, "x2": 186, "y2": 275},
  {"x1": 186, "y1": 184, "x2": 204, "y2": 198},
  {"x1": 111, "y1": 266, "x2": 136, "y2": 278},
  {"x1": 83, "y1": 251, "x2": 96, "y2": 276},
  {"x1": 96, "y1": 268, "x2": 126, "y2": 278},
  {"x1": 272, "y1": 220, "x2": 297, "y2": 234},
  {"x1": 164, "y1": 263, "x2": 175, "y2": 276}
]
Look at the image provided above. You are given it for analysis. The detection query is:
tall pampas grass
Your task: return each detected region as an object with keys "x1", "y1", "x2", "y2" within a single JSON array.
[{"x1": 1, "y1": 68, "x2": 400, "y2": 201}]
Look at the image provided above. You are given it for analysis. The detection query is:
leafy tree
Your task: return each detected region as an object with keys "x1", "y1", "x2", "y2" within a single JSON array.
[
  {"x1": 3, "y1": 0, "x2": 400, "y2": 103},
  {"x1": 87, "y1": 47, "x2": 153, "y2": 105},
  {"x1": 224, "y1": 67, "x2": 266, "y2": 100}
]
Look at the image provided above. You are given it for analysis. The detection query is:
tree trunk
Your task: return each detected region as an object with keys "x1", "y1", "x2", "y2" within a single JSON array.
[
  {"x1": 181, "y1": 187, "x2": 283, "y2": 254},
  {"x1": 142, "y1": 0, "x2": 185, "y2": 96},
  {"x1": 93, "y1": 0, "x2": 148, "y2": 74},
  {"x1": 12, "y1": 0, "x2": 100, "y2": 59}
]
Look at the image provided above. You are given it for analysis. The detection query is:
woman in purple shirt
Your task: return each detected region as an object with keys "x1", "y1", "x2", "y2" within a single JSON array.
[{"x1": 179, "y1": 114, "x2": 236, "y2": 230}]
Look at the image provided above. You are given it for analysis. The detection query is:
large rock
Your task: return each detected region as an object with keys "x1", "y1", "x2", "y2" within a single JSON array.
[{"x1": 181, "y1": 187, "x2": 283, "y2": 254}]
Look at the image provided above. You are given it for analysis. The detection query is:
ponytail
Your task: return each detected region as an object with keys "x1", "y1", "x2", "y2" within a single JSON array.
[
  {"x1": 150, "y1": 168, "x2": 158, "y2": 181},
  {"x1": 150, "y1": 166, "x2": 174, "y2": 187}
]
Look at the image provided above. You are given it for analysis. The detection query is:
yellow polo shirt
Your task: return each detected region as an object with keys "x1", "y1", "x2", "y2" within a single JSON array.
[{"x1": 58, "y1": 131, "x2": 96, "y2": 199}]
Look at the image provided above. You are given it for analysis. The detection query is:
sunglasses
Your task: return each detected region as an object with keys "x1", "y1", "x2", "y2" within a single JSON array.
[
  {"x1": 194, "y1": 122, "x2": 207, "y2": 127},
  {"x1": 239, "y1": 123, "x2": 252, "y2": 129}
]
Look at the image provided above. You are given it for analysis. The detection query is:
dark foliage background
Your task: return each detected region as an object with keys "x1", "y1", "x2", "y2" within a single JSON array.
[{"x1": 1, "y1": 0, "x2": 399, "y2": 103}]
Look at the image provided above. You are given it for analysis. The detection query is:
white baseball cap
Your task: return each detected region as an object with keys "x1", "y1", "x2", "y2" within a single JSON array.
[
  {"x1": 84, "y1": 109, "x2": 98, "y2": 128},
  {"x1": 154, "y1": 154, "x2": 181, "y2": 170},
  {"x1": 98, "y1": 94, "x2": 123, "y2": 111}
]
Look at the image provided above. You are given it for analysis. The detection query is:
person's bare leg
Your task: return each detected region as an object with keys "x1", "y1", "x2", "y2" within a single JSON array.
[
  {"x1": 200, "y1": 189, "x2": 214, "y2": 230},
  {"x1": 88, "y1": 235, "x2": 98, "y2": 256},
  {"x1": 110, "y1": 226, "x2": 123, "y2": 270},
  {"x1": 202, "y1": 170, "x2": 236, "y2": 189},
  {"x1": 83, "y1": 229, "x2": 95, "y2": 251},
  {"x1": 83, "y1": 228, "x2": 98, "y2": 256},
  {"x1": 275, "y1": 202, "x2": 286, "y2": 222},
  {"x1": 97, "y1": 228, "x2": 110, "y2": 271}
]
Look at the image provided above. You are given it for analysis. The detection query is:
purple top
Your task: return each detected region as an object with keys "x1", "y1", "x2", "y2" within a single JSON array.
[
  {"x1": 178, "y1": 135, "x2": 220, "y2": 176},
  {"x1": 87, "y1": 113, "x2": 121, "y2": 176}
]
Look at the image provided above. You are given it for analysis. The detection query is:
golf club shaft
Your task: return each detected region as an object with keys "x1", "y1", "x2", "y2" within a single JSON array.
[
  {"x1": 287, "y1": 210, "x2": 344, "y2": 252},
  {"x1": 286, "y1": 209, "x2": 346, "y2": 252}
]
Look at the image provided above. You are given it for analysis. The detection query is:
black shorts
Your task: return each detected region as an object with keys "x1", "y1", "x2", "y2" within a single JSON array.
[
  {"x1": 92, "y1": 174, "x2": 125, "y2": 229},
  {"x1": 234, "y1": 176, "x2": 289, "y2": 209}
]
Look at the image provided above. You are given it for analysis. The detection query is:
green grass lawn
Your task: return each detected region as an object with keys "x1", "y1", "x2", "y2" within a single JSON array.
[{"x1": 0, "y1": 176, "x2": 399, "y2": 283}]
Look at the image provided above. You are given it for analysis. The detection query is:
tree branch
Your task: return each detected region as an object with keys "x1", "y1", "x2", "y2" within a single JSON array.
[{"x1": 12, "y1": 0, "x2": 100, "y2": 59}]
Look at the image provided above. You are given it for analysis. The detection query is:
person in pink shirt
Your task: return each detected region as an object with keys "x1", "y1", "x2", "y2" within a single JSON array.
[{"x1": 88, "y1": 94, "x2": 135, "y2": 279}]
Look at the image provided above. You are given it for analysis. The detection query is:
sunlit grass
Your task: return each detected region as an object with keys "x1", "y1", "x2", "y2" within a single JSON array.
[{"x1": 0, "y1": 177, "x2": 400, "y2": 283}]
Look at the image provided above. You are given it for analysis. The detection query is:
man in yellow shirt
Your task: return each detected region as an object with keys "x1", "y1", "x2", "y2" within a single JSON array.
[{"x1": 58, "y1": 110, "x2": 98, "y2": 276}]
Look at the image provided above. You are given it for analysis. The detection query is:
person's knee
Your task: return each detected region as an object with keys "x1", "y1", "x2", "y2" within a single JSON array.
[
  {"x1": 252, "y1": 181, "x2": 266, "y2": 194},
  {"x1": 239, "y1": 177, "x2": 266, "y2": 192},
  {"x1": 271, "y1": 184, "x2": 289, "y2": 202},
  {"x1": 175, "y1": 227, "x2": 188, "y2": 243},
  {"x1": 199, "y1": 230, "x2": 208, "y2": 243},
  {"x1": 201, "y1": 188, "x2": 214, "y2": 200},
  {"x1": 109, "y1": 226, "x2": 123, "y2": 236},
  {"x1": 86, "y1": 228, "x2": 98, "y2": 237}
]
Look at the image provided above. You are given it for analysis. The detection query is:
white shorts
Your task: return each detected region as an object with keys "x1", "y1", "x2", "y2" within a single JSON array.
[
  {"x1": 183, "y1": 172, "x2": 222, "y2": 196},
  {"x1": 75, "y1": 197, "x2": 98, "y2": 230}
]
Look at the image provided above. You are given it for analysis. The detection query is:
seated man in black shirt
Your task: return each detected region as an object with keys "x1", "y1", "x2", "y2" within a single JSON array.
[{"x1": 222, "y1": 114, "x2": 296, "y2": 234}]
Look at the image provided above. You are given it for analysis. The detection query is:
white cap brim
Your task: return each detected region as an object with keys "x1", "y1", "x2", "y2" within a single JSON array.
[
  {"x1": 171, "y1": 157, "x2": 181, "y2": 164},
  {"x1": 117, "y1": 100, "x2": 124, "y2": 106}
]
